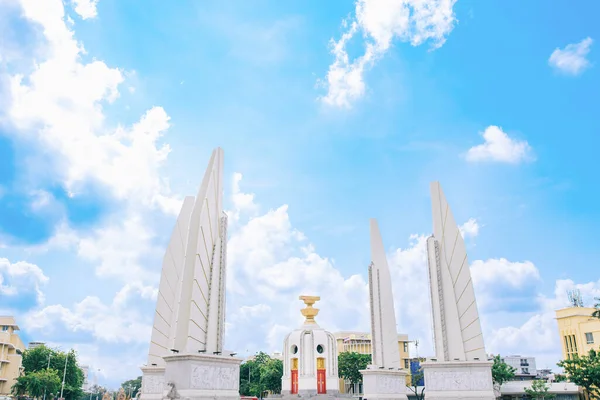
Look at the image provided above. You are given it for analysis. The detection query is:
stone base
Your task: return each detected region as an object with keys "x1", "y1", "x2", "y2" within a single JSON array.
[
  {"x1": 161, "y1": 353, "x2": 243, "y2": 400},
  {"x1": 421, "y1": 360, "x2": 495, "y2": 400},
  {"x1": 140, "y1": 366, "x2": 166, "y2": 400},
  {"x1": 360, "y1": 367, "x2": 408, "y2": 400}
]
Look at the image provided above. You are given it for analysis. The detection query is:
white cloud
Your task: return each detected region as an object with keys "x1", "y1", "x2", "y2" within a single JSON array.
[
  {"x1": 71, "y1": 0, "x2": 100, "y2": 20},
  {"x1": 4, "y1": 0, "x2": 180, "y2": 215},
  {"x1": 0, "y1": 257, "x2": 49, "y2": 304},
  {"x1": 486, "y1": 278, "x2": 600, "y2": 369},
  {"x1": 465, "y1": 125, "x2": 533, "y2": 164},
  {"x1": 319, "y1": 0, "x2": 458, "y2": 108},
  {"x1": 227, "y1": 172, "x2": 259, "y2": 224},
  {"x1": 471, "y1": 258, "x2": 540, "y2": 288},
  {"x1": 459, "y1": 218, "x2": 480, "y2": 238},
  {"x1": 549, "y1": 37, "x2": 593, "y2": 76},
  {"x1": 24, "y1": 292, "x2": 153, "y2": 344}
]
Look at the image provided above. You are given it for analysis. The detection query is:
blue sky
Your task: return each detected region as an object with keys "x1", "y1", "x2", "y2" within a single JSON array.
[{"x1": 1, "y1": 0, "x2": 599, "y2": 389}]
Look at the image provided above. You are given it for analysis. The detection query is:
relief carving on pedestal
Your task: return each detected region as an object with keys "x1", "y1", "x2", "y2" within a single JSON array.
[
  {"x1": 377, "y1": 376, "x2": 402, "y2": 394},
  {"x1": 190, "y1": 364, "x2": 238, "y2": 390},
  {"x1": 425, "y1": 370, "x2": 492, "y2": 391},
  {"x1": 143, "y1": 376, "x2": 165, "y2": 394}
]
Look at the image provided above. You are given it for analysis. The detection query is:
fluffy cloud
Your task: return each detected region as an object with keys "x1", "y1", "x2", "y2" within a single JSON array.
[
  {"x1": 549, "y1": 37, "x2": 593, "y2": 76},
  {"x1": 71, "y1": 0, "x2": 99, "y2": 20},
  {"x1": 24, "y1": 294, "x2": 154, "y2": 344},
  {"x1": 3, "y1": 0, "x2": 180, "y2": 215},
  {"x1": 486, "y1": 278, "x2": 600, "y2": 369},
  {"x1": 459, "y1": 218, "x2": 480, "y2": 238},
  {"x1": 319, "y1": 0, "x2": 458, "y2": 108},
  {"x1": 465, "y1": 125, "x2": 533, "y2": 164},
  {"x1": 0, "y1": 257, "x2": 49, "y2": 304},
  {"x1": 471, "y1": 258, "x2": 540, "y2": 288},
  {"x1": 226, "y1": 177, "x2": 371, "y2": 351}
]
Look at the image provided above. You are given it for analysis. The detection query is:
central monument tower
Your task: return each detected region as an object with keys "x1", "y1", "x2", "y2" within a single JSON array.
[{"x1": 281, "y1": 296, "x2": 339, "y2": 398}]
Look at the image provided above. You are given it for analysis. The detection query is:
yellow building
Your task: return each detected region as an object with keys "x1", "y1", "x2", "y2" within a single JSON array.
[
  {"x1": 555, "y1": 306, "x2": 600, "y2": 360},
  {"x1": 333, "y1": 331, "x2": 411, "y2": 393},
  {"x1": 0, "y1": 316, "x2": 25, "y2": 396}
]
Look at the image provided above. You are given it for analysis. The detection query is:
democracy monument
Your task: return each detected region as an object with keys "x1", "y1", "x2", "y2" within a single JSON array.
[{"x1": 139, "y1": 147, "x2": 494, "y2": 400}]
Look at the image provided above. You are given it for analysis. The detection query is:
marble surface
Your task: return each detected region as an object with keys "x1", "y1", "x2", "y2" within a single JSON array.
[
  {"x1": 421, "y1": 360, "x2": 495, "y2": 400},
  {"x1": 162, "y1": 353, "x2": 242, "y2": 400},
  {"x1": 361, "y1": 368, "x2": 408, "y2": 400}
]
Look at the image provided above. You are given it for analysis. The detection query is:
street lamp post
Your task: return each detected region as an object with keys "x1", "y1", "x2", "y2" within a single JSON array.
[{"x1": 60, "y1": 352, "x2": 69, "y2": 399}]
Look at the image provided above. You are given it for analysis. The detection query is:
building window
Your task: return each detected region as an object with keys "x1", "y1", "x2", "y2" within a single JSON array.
[
  {"x1": 403, "y1": 342, "x2": 409, "y2": 352},
  {"x1": 586, "y1": 332, "x2": 594, "y2": 344},
  {"x1": 1, "y1": 326, "x2": 8, "y2": 331},
  {"x1": 316, "y1": 345, "x2": 324, "y2": 354},
  {"x1": 404, "y1": 359, "x2": 409, "y2": 369},
  {"x1": 291, "y1": 345, "x2": 298, "y2": 354}
]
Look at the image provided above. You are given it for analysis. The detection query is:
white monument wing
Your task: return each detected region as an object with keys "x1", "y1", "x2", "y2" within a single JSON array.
[
  {"x1": 173, "y1": 148, "x2": 226, "y2": 354},
  {"x1": 428, "y1": 182, "x2": 486, "y2": 361},
  {"x1": 369, "y1": 219, "x2": 401, "y2": 369},
  {"x1": 147, "y1": 196, "x2": 195, "y2": 366}
]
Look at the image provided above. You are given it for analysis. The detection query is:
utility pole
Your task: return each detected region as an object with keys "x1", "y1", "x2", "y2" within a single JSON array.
[
  {"x1": 60, "y1": 352, "x2": 69, "y2": 399},
  {"x1": 43, "y1": 352, "x2": 51, "y2": 400}
]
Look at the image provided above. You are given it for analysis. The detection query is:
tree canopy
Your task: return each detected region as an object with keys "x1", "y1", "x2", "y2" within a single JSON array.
[
  {"x1": 524, "y1": 379, "x2": 556, "y2": 399},
  {"x1": 557, "y1": 349, "x2": 600, "y2": 399},
  {"x1": 239, "y1": 352, "x2": 283, "y2": 397},
  {"x1": 121, "y1": 376, "x2": 142, "y2": 398},
  {"x1": 491, "y1": 355, "x2": 516, "y2": 386},
  {"x1": 13, "y1": 344, "x2": 85, "y2": 400},
  {"x1": 337, "y1": 352, "x2": 371, "y2": 389},
  {"x1": 593, "y1": 297, "x2": 600, "y2": 320}
]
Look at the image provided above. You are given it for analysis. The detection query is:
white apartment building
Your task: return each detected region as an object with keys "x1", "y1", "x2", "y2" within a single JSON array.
[{"x1": 500, "y1": 355, "x2": 537, "y2": 379}]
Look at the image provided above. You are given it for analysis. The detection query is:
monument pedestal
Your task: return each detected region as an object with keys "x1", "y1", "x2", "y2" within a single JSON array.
[
  {"x1": 161, "y1": 353, "x2": 242, "y2": 400},
  {"x1": 360, "y1": 367, "x2": 408, "y2": 400},
  {"x1": 140, "y1": 366, "x2": 166, "y2": 400},
  {"x1": 421, "y1": 360, "x2": 495, "y2": 400}
]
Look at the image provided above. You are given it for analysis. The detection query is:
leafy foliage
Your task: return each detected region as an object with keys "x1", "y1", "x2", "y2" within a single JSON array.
[
  {"x1": 524, "y1": 379, "x2": 556, "y2": 399},
  {"x1": 337, "y1": 352, "x2": 371, "y2": 393},
  {"x1": 557, "y1": 349, "x2": 600, "y2": 399},
  {"x1": 88, "y1": 385, "x2": 109, "y2": 398},
  {"x1": 554, "y1": 373, "x2": 567, "y2": 382},
  {"x1": 121, "y1": 376, "x2": 142, "y2": 398},
  {"x1": 13, "y1": 344, "x2": 85, "y2": 400},
  {"x1": 239, "y1": 352, "x2": 283, "y2": 397},
  {"x1": 407, "y1": 366, "x2": 425, "y2": 400},
  {"x1": 491, "y1": 355, "x2": 516, "y2": 386},
  {"x1": 593, "y1": 297, "x2": 600, "y2": 320}
]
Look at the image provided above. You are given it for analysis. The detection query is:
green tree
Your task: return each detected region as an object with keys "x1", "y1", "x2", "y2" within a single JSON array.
[
  {"x1": 491, "y1": 355, "x2": 516, "y2": 396},
  {"x1": 260, "y1": 359, "x2": 283, "y2": 395},
  {"x1": 13, "y1": 369, "x2": 61, "y2": 399},
  {"x1": 558, "y1": 349, "x2": 600, "y2": 399},
  {"x1": 239, "y1": 352, "x2": 280, "y2": 397},
  {"x1": 524, "y1": 379, "x2": 556, "y2": 399},
  {"x1": 337, "y1": 352, "x2": 371, "y2": 393},
  {"x1": 407, "y1": 366, "x2": 425, "y2": 400},
  {"x1": 14, "y1": 345, "x2": 85, "y2": 400},
  {"x1": 593, "y1": 297, "x2": 600, "y2": 320},
  {"x1": 554, "y1": 373, "x2": 567, "y2": 382},
  {"x1": 121, "y1": 376, "x2": 142, "y2": 398}
]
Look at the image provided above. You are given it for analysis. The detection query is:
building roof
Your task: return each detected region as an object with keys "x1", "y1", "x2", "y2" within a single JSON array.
[{"x1": 0, "y1": 316, "x2": 20, "y2": 330}]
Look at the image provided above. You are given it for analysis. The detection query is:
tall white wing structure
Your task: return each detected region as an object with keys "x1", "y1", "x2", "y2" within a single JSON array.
[
  {"x1": 368, "y1": 219, "x2": 401, "y2": 369},
  {"x1": 426, "y1": 181, "x2": 486, "y2": 362},
  {"x1": 146, "y1": 148, "x2": 227, "y2": 367}
]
